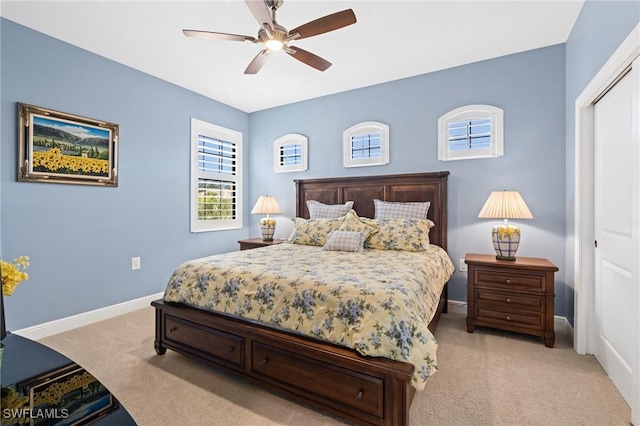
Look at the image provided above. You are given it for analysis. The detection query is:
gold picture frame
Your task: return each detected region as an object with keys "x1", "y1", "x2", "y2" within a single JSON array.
[{"x1": 18, "y1": 103, "x2": 119, "y2": 186}]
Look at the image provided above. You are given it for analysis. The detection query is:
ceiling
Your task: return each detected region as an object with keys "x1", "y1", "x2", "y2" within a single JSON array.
[{"x1": 0, "y1": 1, "x2": 584, "y2": 113}]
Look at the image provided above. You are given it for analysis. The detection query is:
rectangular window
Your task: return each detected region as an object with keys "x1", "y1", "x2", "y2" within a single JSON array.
[
  {"x1": 191, "y1": 118, "x2": 242, "y2": 232},
  {"x1": 448, "y1": 118, "x2": 492, "y2": 151},
  {"x1": 279, "y1": 143, "x2": 302, "y2": 166},
  {"x1": 351, "y1": 133, "x2": 381, "y2": 159}
]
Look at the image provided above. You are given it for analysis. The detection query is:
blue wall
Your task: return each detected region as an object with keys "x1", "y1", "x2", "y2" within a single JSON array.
[
  {"x1": 248, "y1": 45, "x2": 568, "y2": 312},
  {"x1": 1, "y1": 19, "x2": 250, "y2": 330},
  {"x1": 564, "y1": 0, "x2": 639, "y2": 325},
  {"x1": 2, "y1": 0, "x2": 637, "y2": 330}
]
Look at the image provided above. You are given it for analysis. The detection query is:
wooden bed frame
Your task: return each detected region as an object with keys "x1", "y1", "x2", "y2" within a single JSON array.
[{"x1": 152, "y1": 171, "x2": 449, "y2": 426}]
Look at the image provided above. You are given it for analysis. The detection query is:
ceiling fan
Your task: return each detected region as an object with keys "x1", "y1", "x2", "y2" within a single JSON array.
[{"x1": 182, "y1": 0, "x2": 357, "y2": 74}]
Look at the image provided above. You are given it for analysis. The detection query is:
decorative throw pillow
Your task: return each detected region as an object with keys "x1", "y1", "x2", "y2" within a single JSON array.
[
  {"x1": 307, "y1": 200, "x2": 354, "y2": 219},
  {"x1": 373, "y1": 199, "x2": 431, "y2": 219},
  {"x1": 337, "y1": 210, "x2": 379, "y2": 240},
  {"x1": 322, "y1": 230, "x2": 366, "y2": 253},
  {"x1": 287, "y1": 216, "x2": 346, "y2": 246},
  {"x1": 362, "y1": 218, "x2": 435, "y2": 251}
]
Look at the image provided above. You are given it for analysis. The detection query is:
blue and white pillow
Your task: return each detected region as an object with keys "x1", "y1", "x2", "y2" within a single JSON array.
[
  {"x1": 373, "y1": 199, "x2": 430, "y2": 219},
  {"x1": 322, "y1": 230, "x2": 366, "y2": 253},
  {"x1": 307, "y1": 200, "x2": 354, "y2": 219}
]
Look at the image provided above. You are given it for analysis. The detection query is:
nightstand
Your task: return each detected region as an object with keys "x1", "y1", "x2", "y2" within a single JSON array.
[
  {"x1": 238, "y1": 238, "x2": 286, "y2": 250},
  {"x1": 465, "y1": 253, "x2": 558, "y2": 348}
]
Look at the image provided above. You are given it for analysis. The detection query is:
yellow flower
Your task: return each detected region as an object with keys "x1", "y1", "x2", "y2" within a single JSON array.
[
  {"x1": 1, "y1": 256, "x2": 29, "y2": 296},
  {"x1": 495, "y1": 225, "x2": 520, "y2": 239},
  {"x1": 260, "y1": 217, "x2": 276, "y2": 227}
]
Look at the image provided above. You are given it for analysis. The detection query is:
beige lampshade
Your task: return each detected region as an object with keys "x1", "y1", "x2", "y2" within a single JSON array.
[
  {"x1": 251, "y1": 195, "x2": 281, "y2": 215},
  {"x1": 478, "y1": 191, "x2": 533, "y2": 219}
]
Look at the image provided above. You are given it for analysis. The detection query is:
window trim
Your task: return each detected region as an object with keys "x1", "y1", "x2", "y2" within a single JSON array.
[
  {"x1": 438, "y1": 104, "x2": 504, "y2": 161},
  {"x1": 343, "y1": 121, "x2": 389, "y2": 168},
  {"x1": 273, "y1": 133, "x2": 308, "y2": 173},
  {"x1": 190, "y1": 118, "x2": 243, "y2": 233}
]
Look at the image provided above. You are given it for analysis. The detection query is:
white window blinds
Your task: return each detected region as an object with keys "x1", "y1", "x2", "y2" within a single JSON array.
[{"x1": 191, "y1": 119, "x2": 242, "y2": 232}]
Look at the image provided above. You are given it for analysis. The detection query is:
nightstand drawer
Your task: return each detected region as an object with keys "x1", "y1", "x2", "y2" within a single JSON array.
[
  {"x1": 477, "y1": 308, "x2": 544, "y2": 329},
  {"x1": 475, "y1": 267, "x2": 545, "y2": 291},
  {"x1": 476, "y1": 289, "x2": 543, "y2": 312}
]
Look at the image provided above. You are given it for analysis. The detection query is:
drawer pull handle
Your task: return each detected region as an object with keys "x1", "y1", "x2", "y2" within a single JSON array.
[
  {"x1": 356, "y1": 391, "x2": 363, "y2": 399},
  {"x1": 225, "y1": 347, "x2": 234, "y2": 354},
  {"x1": 505, "y1": 315, "x2": 511, "y2": 321},
  {"x1": 506, "y1": 298, "x2": 511, "y2": 303},
  {"x1": 260, "y1": 358, "x2": 268, "y2": 366},
  {"x1": 506, "y1": 279, "x2": 511, "y2": 284},
  {"x1": 168, "y1": 326, "x2": 177, "y2": 333}
]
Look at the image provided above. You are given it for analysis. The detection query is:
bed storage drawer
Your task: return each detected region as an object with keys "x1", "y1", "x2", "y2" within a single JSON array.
[
  {"x1": 251, "y1": 341, "x2": 384, "y2": 418},
  {"x1": 164, "y1": 315, "x2": 244, "y2": 367}
]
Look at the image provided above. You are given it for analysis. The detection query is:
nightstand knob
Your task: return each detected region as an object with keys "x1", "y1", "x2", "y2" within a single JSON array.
[
  {"x1": 506, "y1": 279, "x2": 511, "y2": 284},
  {"x1": 505, "y1": 315, "x2": 511, "y2": 321},
  {"x1": 506, "y1": 298, "x2": 511, "y2": 303}
]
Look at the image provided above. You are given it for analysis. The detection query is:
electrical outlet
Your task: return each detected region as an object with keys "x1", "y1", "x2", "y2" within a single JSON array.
[
  {"x1": 459, "y1": 259, "x2": 468, "y2": 272},
  {"x1": 132, "y1": 257, "x2": 141, "y2": 270}
]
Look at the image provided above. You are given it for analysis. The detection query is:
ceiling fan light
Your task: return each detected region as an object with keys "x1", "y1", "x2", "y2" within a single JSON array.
[{"x1": 265, "y1": 39, "x2": 284, "y2": 51}]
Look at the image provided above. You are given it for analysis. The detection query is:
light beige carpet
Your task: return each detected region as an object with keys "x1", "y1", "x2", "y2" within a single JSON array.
[{"x1": 39, "y1": 308, "x2": 630, "y2": 426}]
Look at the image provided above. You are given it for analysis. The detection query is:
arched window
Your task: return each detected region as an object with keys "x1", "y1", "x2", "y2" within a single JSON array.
[
  {"x1": 274, "y1": 133, "x2": 308, "y2": 173},
  {"x1": 343, "y1": 121, "x2": 389, "y2": 168},
  {"x1": 438, "y1": 105, "x2": 503, "y2": 161}
]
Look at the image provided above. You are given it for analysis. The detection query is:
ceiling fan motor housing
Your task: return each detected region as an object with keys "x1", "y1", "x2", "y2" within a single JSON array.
[
  {"x1": 259, "y1": 23, "x2": 289, "y2": 45},
  {"x1": 265, "y1": 0, "x2": 284, "y2": 10}
]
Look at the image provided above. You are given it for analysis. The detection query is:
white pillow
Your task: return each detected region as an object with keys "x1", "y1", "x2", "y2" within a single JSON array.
[
  {"x1": 373, "y1": 199, "x2": 430, "y2": 219},
  {"x1": 307, "y1": 200, "x2": 354, "y2": 219},
  {"x1": 322, "y1": 230, "x2": 366, "y2": 253}
]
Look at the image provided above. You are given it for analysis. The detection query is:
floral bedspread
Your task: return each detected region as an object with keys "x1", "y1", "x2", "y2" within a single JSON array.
[{"x1": 163, "y1": 243, "x2": 454, "y2": 390}]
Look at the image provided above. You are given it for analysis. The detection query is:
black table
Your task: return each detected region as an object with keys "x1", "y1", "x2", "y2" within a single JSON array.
[{"x1": 1, "y1": 333, "x2": 136, "y2": 425}]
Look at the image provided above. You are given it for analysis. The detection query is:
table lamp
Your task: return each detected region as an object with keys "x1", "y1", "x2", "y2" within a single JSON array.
[
  {"x1": 478, "y1": 190, "x2": 533, "y2": 260},
  {"x1": 251, "y1": 195, "x2": 281, "y2": 241}
]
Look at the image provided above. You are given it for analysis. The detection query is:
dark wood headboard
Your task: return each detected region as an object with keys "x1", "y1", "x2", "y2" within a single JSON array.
[{"x1": 295, "y1": 172, "x2": 449, "y2": 250}]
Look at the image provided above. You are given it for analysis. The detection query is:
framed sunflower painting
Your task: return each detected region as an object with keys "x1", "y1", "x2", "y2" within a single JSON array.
[{"x1": 18, "y1": 103, "x2": 119, "y2": 186}]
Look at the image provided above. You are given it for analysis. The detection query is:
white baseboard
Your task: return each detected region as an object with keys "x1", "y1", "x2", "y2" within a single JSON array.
[
  {"x1": 13, "y1": 293, "x2": 576, "y2": 343},
  {"x1": 447, "y1": 299, "x2": 468, "y2": 315},
  {"x1": 447, "y1": 299, "x2": 573, "y2": 337},
  {"x1": 554, "y1": 315, "x2": 575, "y2": 340},
  {"x1": 13, "y1": 292, "x2": 164, "y2": 341}
]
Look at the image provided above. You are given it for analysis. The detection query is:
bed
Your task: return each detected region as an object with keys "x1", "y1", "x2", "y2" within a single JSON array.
[{"x1": 152, "y1": 171, "x2": 452, "y2": 426}]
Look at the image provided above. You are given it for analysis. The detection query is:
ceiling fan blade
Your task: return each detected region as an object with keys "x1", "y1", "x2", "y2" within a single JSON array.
[
  {"x1": 289, "y1": 9, "x2": 356, "y2": 40},
  {"x1": 183, "y1": 29, "x2": 256, "y2": 42},
  {"x1": 245, "y1": 50, "x2": 270, "y2": 74},
  {"x1": 245, "y1": 0, "x2": 273, "y2": 31},
  {"x1": 287, "y1": 46, "x2": 331, "y2": 71}
]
